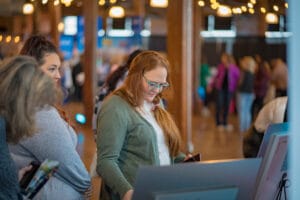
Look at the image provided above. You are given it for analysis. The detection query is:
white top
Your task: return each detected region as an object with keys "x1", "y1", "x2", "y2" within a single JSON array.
[
  {"x1": 254, "y1": 96, "x2": 288, "y2": 133},
  {"x1": 137, "y1": 101, "x2": 171, "y2": 165}
]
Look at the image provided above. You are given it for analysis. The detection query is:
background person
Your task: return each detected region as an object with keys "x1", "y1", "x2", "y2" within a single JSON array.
[
  {"x1": 209, "y1": 52, "x2": 240, "y2": 131},
  {"x1": 243, "y1": 96, "x2": 288, "y2": 158},
  {"x1": 237, "y1": 56, "x2": 256, "y2": 132}
]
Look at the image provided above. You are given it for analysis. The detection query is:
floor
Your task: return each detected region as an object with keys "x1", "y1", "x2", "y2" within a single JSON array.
[{"x1": 63, "y1": 101, "x2": 244, "y2": 200}]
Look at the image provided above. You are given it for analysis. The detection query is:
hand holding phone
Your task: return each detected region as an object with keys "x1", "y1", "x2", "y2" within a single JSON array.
[
  {"x1": 183, "y1": 153, "x2": 201, "y2": 163},
  {"x1": 19, "y1": 161, "x2": 41, "y2": 190}
]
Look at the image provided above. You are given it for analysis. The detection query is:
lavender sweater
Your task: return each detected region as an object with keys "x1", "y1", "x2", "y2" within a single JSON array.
[{"x1": 9, "y1": 107, "x2": 91, "y2": 200}]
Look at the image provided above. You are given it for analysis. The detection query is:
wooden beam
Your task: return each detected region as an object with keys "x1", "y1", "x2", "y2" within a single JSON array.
[
  {"x1": 167, "y1": 0, "x2": 195, "y2": 153},
  {"x1": 83, "y1": 0, "x2": 97, "y2": 127},
  {"x1": 48, "y1": 3, "x2": 61, "y2": 47}
]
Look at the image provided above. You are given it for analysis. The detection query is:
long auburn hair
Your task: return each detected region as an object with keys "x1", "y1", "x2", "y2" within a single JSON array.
[
  {"x1": 114, "y1": 50, "x2": 181, "y2": 157},
  {"x1": 0, "y1": 56, "x2": 58, "y2": 143}
]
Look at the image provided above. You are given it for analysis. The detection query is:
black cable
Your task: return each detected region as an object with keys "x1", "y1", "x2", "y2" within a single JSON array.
[{"x1": 275, "y1": 172, "x2": 289, "y2": 200}]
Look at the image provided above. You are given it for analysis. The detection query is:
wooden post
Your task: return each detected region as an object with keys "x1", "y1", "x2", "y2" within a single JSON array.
[
  {"x1": 83, "y1": 0, "x2": 97, "y2": 127},
  {"x1": 167, "y1": 0, "x2": 195, "y2": 152},
  {"x1": 48, "y1": 3, "x2": 61, "y2": 47}
]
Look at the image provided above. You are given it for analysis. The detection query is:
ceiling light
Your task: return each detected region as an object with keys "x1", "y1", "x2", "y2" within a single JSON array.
[
  {"x1": 211, "y1": 3, "x2": 219, "y2": 10},
  {"x1": 217, "y1": 5, "x2": 232, "y2": 17},
  {"x1": 150, "y1": 0, "x2": 168, "y2": 8},
  {"x1": 232, "y1": 7, "x2": 242, "y2": 14},
  {"x1": 265, "y1": 13, "x2": 278, "y2": 24},
  {"x1": 109, "y1": 6, "x2": 125, "y2": 18},
  {"x1": 54, "y1": 0, "x2": 59, "y2": 6},
  {"x1": 260, "y1": 7, "x2": 266, "y2": 14},
  {"x1": 241, "y1": 6, "x2": 247, "y2": 12},
  {"x1": 273, "y1": 5, "x2": 279, "y2": 12},
  {"x1": 6, "y1": 35, "x2": 11, "y2": 43},
  {"x1": 14, "y1": 36, "x2": 20, "y2": 43},
  {"x1": 98, "y1": 0, "x2": 105, "y2": 6},
  {"x1": 58, "y1": 22, "x2": 64, "y2": 32},
  {"x1": 198, "y1": 0, "x2": 205, "y2": 7},
  {"x1": 23, "y1": 3, "x2": 34, "y2": 15},
  {"x1": 247, "y1": 3, "x2": 253, "y2": 8},
  {"x1": 249, "y1": 8, "x2": 255, "y2": 14}
]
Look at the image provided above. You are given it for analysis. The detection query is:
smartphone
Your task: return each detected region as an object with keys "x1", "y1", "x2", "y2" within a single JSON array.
[
  {"x1": 19, "y1": 161, "x2": 41, "y2": 190},
  {"x1": 183, "y1": 153, "x2": 201, "y2": 163}
]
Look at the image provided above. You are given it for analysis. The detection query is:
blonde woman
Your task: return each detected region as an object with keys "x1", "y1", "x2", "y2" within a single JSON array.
[
  {"x1": 237, "y1": 56, "x2": 257, "y2": 132},
  {"x1": 0, "y1": 56, "x2": 58, "y2": 199}
]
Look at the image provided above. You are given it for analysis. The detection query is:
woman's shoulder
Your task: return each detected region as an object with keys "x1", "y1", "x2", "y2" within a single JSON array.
[
  {"x1": 36, "y1": 106, "x2": 58, "y2": 116},
  {"x1": 101, "y1": 95, "x2": 133, "y2": 117},
  {"x1": 103, "y1": 94, "x2": 128, "y2": 108}
]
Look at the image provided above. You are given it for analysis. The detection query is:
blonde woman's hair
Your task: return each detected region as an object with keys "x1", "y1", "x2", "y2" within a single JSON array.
[
  {"x1": 241, "y1": 56, "x2": 257, "y2": 73},
  {"x1": 114, "y1": 50, "x2": 181, "y2": 156},
  {"x1": 0, "y1": 56, "x2": 59, "y2": 143}
]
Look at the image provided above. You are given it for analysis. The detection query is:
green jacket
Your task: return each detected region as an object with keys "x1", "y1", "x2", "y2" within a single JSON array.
[{"x1": 96, "y1": 95, "x2": 184, "y2": 200}]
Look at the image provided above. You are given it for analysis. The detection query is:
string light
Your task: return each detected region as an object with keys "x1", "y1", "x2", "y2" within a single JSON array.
[
  {"x1": 198, "y1": 0, "x2": 205, "y2": 7},
  {"x1": 265, "y1": 12, "x2": 278, "y2": 24},
  {"x1": 6, "y1": 35, "x2": 11, "y2": 43},
  {"x1": 260, "y1": 7, "x2": 266, "y2": 14},
  {"x1": 217, "y1": 5, "x2": 232, "y2": 17},
  {"x1": 20, "y1": 0, "x2": 288, "y2": 24},
  {"x1": 23, "y1": 2, "x2": 34, "y2": 15},
  {"x1": 54, "y1": 0, "x2": 60, "y2": 6},
  {"x1": 14, "y1": 36, "x2": 20, "y2": 43},
  {"x1": 247, "y1": 3, "x2": 253, "y2": 8},
  {"x1": 249, "y1": 8, "x2": 255, "y2": 14},
  {"x1": 285, "y1": 3, "x2": 288, "y2": 8},
  {"x1": 109, "y1": 6, "x2": 125, "y2": 18},
  {"x1": 273, "y1": 5, "x2": 279, "y2": 12},
  {"x1": 150, "y1": 0, "x2": 168, "y2": 8},
  {"x1": 241, "y1": 6, "x2": 247, "y2": 12},
  {"x1": 232, "y1": 7, "x2": 242, "y2": 15}
]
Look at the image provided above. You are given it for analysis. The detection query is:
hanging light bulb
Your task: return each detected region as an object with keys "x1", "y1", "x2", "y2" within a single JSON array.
[
  {"x1": 58, "y1": 22, "x2": 64, "y2": 32},
  {"x1": 61, "y1": 0, "x2": 73, "y2": 7},
  {"x1": 6, "y1": 35, "x2": 11, "y2": 43},
  {"x1": 23, "y1": 2, "x2": 34, "y2": 15},
  {"x1": 109, "y1": 6, "x2": 125, "y2": 18},
  {"x1": 150, "y1": 0, "x2": 168, "y2": 8},
  {"x1": 260, "y1": 7, "x2": 266, "y2": 14},
  {"x1": 217, "y1": 5, "x2": 232, "y2": 17},
  {"x1": 265, "y1": 13, "x2": 278, "y2": 24},
  {"x1": 198, "y1": 0, "x2": 205, "y2": 7},
  {"x1": 54, "y1": 0, "x2": 60, "y2": 6},
  {"x1": 273, "y1": 5, "x2": 279, "y2": 12},
  {"x1": 14, "y1": 36, "x2": 20, "y2": 43}
]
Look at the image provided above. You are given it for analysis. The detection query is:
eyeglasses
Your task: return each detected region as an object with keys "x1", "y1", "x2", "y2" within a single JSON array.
[{"x1": 143, "y1": 75, "x2": 169, "y2": 90}]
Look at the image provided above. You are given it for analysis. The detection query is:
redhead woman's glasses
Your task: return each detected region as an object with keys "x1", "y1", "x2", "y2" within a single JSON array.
[{"x1": 143, "y1": 75, "x2": 169, "y2": 90}]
